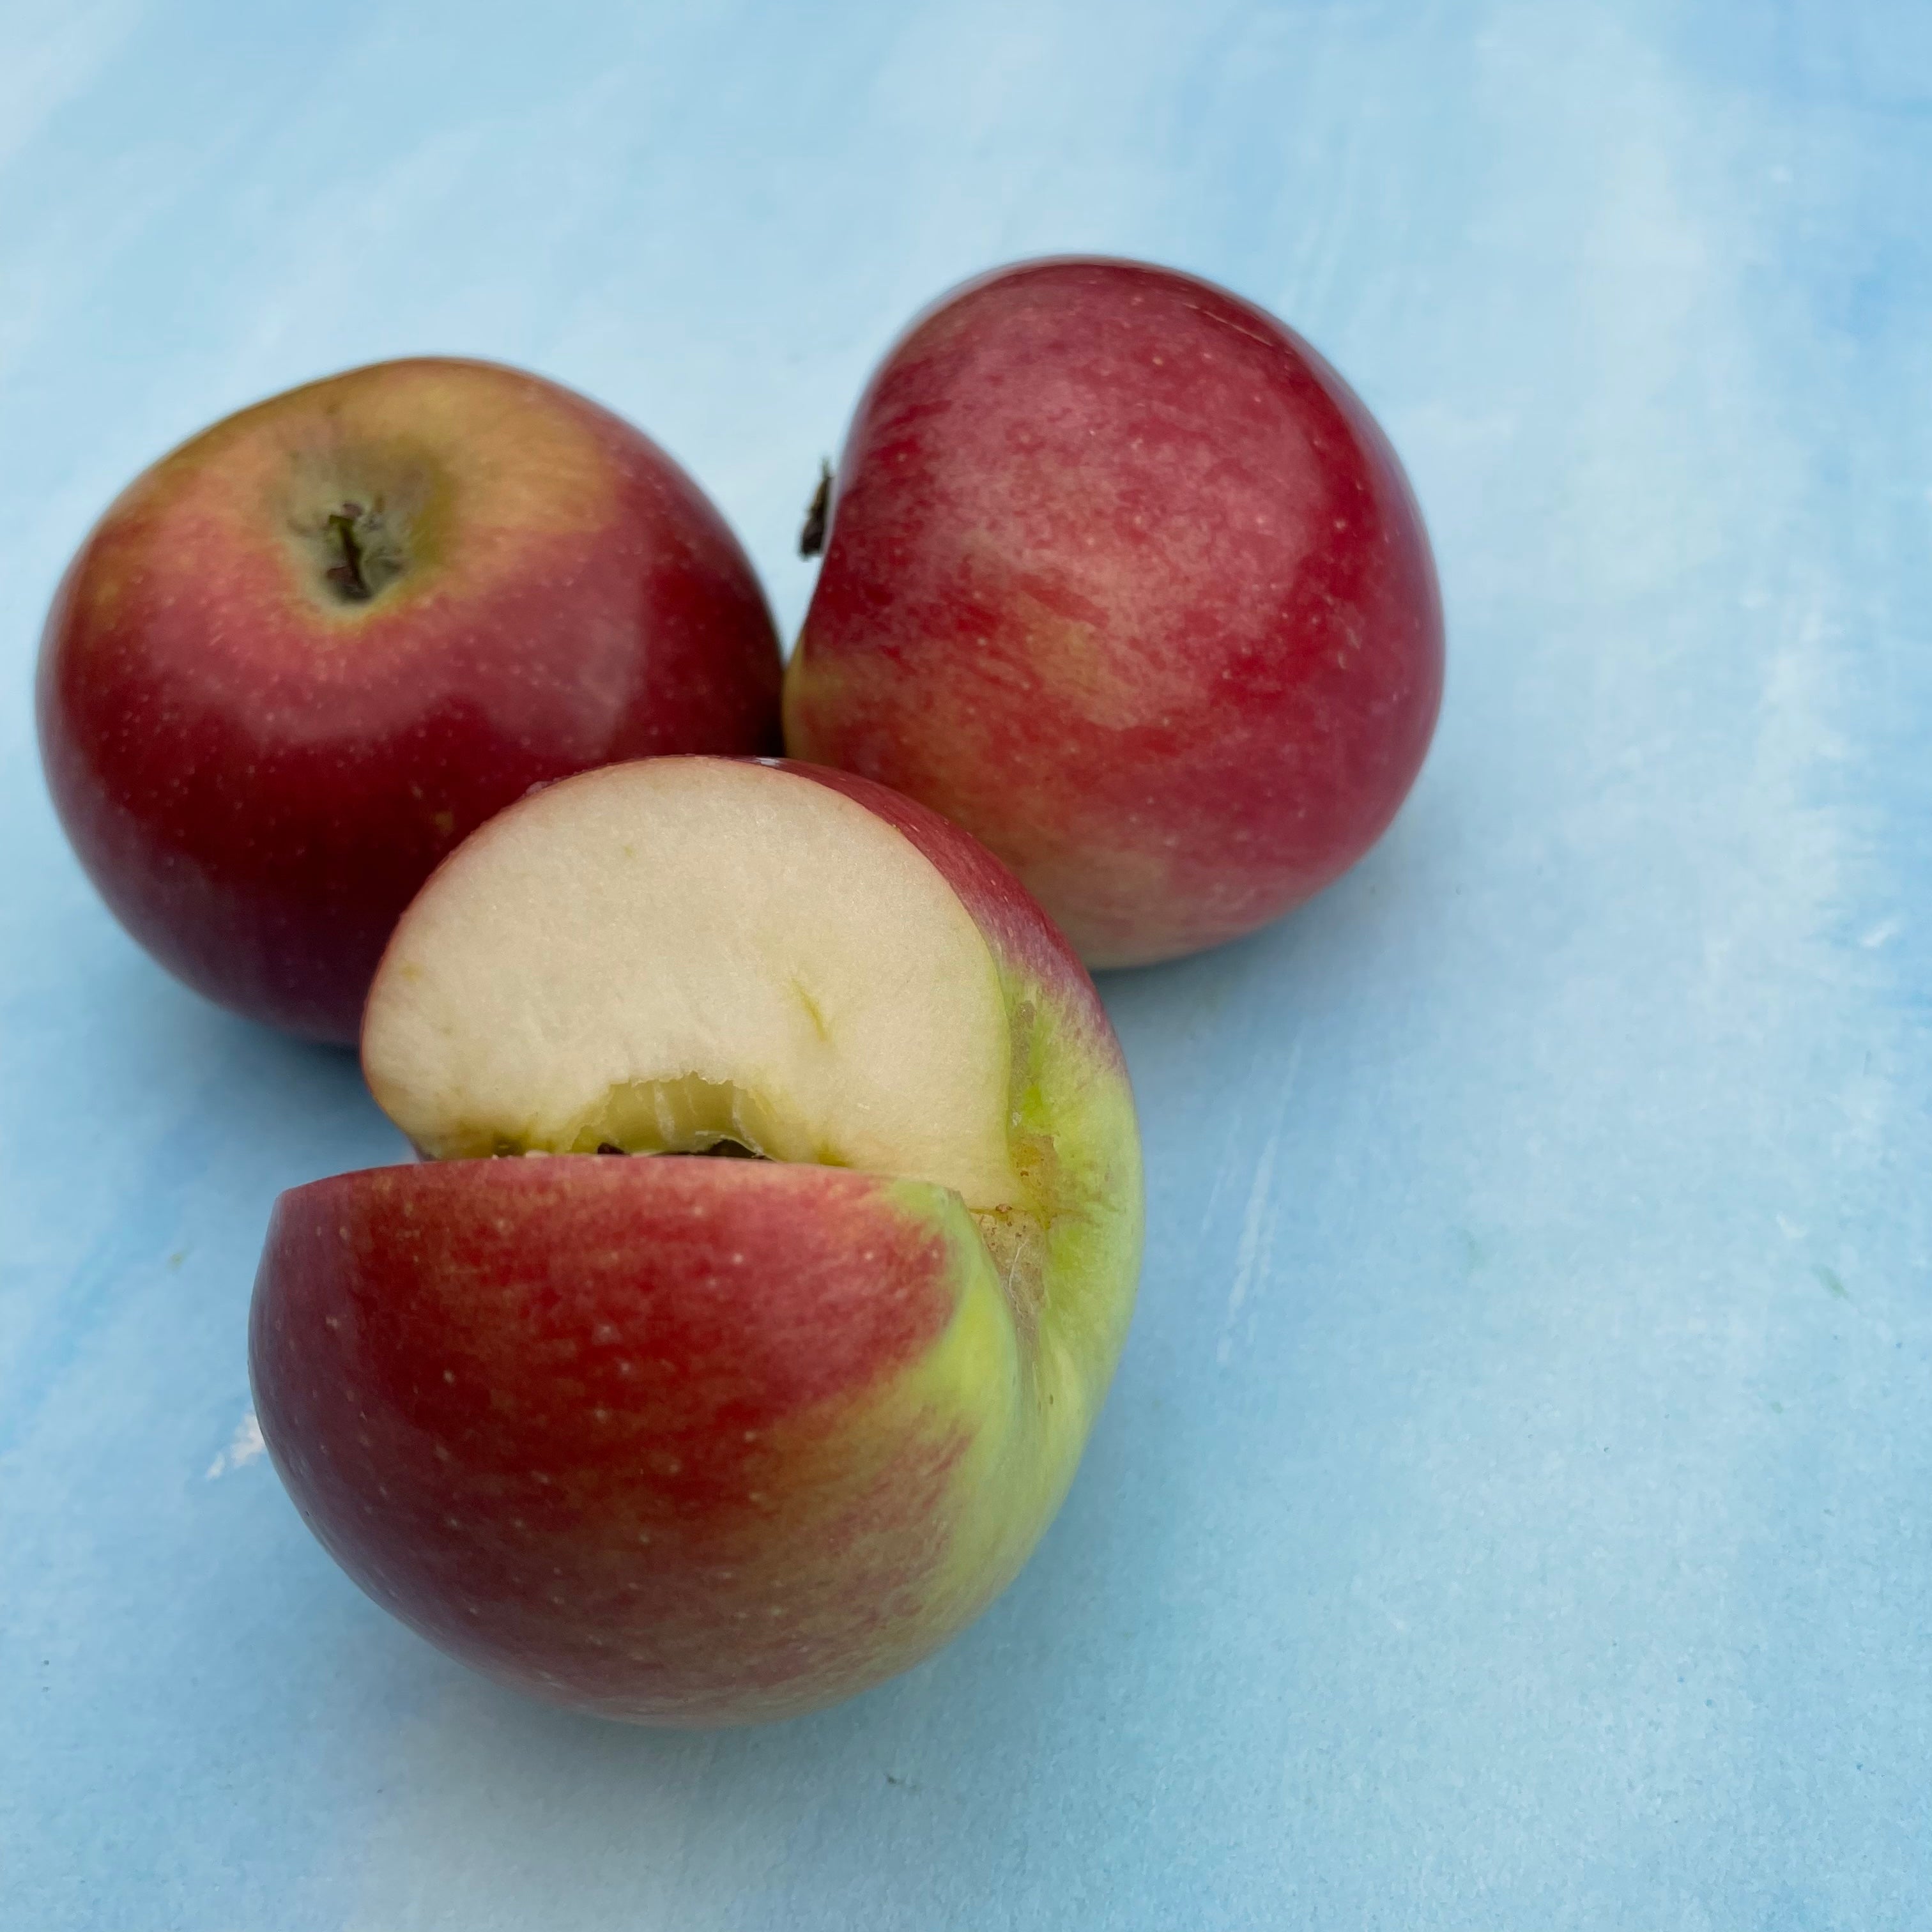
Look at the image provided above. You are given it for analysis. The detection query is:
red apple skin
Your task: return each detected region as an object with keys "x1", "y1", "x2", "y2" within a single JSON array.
[
  {"x1": 785, "y1": 256, "x2": 1445, "y2": 968},
  {"x1": 38, "y1": 356, "x2": 782, "y2": 1044},
  {"x1": 251, "y1": 1158, "x2": 1008, "y2": 1726}
]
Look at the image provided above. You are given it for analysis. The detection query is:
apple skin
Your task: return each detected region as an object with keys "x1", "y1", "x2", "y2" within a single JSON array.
[
  {"x1": 254, "y1": 760, "x2": 1143, "y2": 1725},
  {"x1": 252, "y1": 1160, "x2": 1032, "y2": 1725},
  {"x1": 38, "y1": 356, "x2": 782, "y2": 1043},
  {"x1": 785, "y1": 256, "x2": 1445, "y2": 968}
]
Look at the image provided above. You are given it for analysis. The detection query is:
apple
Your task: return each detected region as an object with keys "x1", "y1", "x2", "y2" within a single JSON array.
[
  {"x1": 785, "y1": 255, "x2": 1445, "y2": 969},
  {"x1": 249, "y1": 756, "x2": 1144, "y2": 1724},
  {"x1": 37, "y1": 356, "x2": 783, "y2": 1043}
]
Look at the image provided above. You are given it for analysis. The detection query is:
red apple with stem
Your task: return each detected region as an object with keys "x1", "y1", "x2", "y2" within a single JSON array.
[
  {"x1": 785, "y1": 256, "x2": 1444, "y2": 969},
  {"x1": 250, "y1": 757, "x2": 1144, "y2": 1724},
  {"x1": 38, "y1": 356, "x2": 782, "y2": 1043}
]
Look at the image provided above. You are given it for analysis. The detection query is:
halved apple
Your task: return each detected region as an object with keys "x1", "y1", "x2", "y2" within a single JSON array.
[{"x1": 249, "y1": 758, "x2": 1143, "y2": 1724}]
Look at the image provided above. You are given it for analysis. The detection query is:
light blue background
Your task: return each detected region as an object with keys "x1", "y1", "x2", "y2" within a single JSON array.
[{"x1": 3, "y1": 2, "x2": 1928, "y2": 1926}]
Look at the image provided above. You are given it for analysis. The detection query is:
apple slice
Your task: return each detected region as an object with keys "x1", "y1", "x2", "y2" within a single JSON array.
[{"x1": 250, "y1": 757, "x2": 1142, "y2": 1724}]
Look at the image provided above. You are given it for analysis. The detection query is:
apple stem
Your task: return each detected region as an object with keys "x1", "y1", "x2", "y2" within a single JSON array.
[
  {"x1": 798, "y1": 461, "x2": 832, "y2": 558},
  {"x1": 325, "y1": 507, "x2": 372, "y2": 601}
]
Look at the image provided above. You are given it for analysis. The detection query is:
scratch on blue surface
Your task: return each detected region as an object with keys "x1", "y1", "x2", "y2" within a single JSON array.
[{"x1": 1216, "y1": 1039, "x2": 1300, "y2": 1368}]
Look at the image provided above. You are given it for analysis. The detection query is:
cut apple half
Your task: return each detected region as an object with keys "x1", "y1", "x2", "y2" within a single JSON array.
[
  {"x1": 253, "y1": 756, "x2": 1142, "y2": 1724},
  {"x1": 364, "y1": 756, "x2": 1027, "y2": 1207}
]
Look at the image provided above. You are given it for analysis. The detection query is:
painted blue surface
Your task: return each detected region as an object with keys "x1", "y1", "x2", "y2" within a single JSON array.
[{"x1": 3, "y1": 1, "x2": 1929, "y2": 1924}]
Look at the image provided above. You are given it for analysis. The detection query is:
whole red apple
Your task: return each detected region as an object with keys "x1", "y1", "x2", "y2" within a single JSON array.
[
  {"x1": 38, "y1": 356, "x2": 782, "y2": 1042},
  {"x1": 785, "y1": 256, "x2": 1444, "y2": 968},
  {"x1": 252, "y1": 757, "x2": 1144, "y2": 1724}
]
